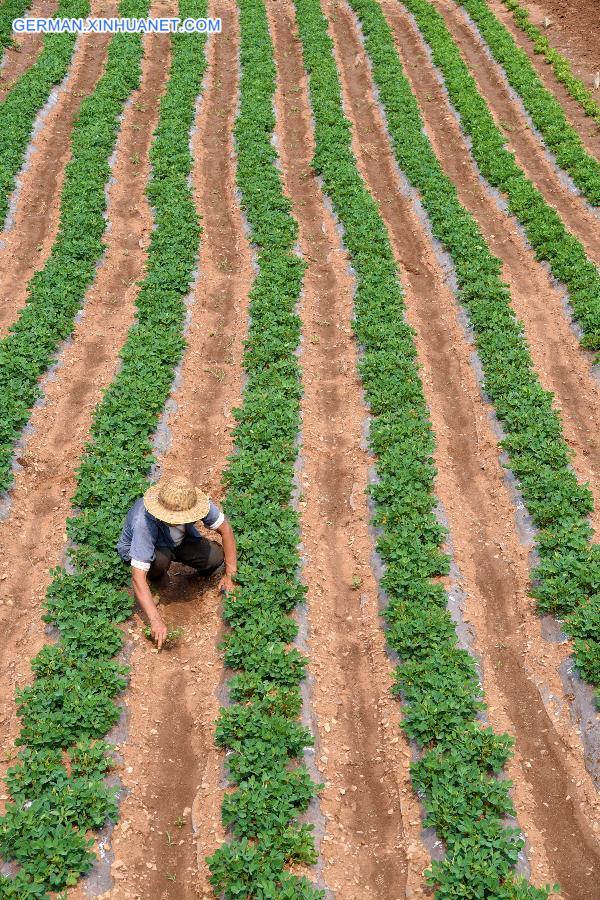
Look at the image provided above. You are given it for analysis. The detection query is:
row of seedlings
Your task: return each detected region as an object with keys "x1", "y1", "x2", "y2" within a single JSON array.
[
  {"x1": 0, "y1": 0, "x2": 30, "y2": 56},
  {"x1": 500, "y1": 0, "x2": 600, "y2": 124},
  {"x1": 292, "y1": 0, "x2": 555, "y2": 894},
  {"x1": 0, "y1": 0, "x2": 89, "y2": 225},
  {"x1": 352, "y1": 0, "x2": 600, "y2": 715},
  {"x1": 454, "y1": 0, "x2": 600, "y2": 202},
  {"x1": 401, "y1": 0, "x2": 600, "y2": 357},
  {"x1": 0, "y1": 1, "x2": 208, "y2": 894},
  {"x1": 205, "y1": 0, "x2": 322, "y2": 895},
  {"x1": 0, "y1": 0, "x2": 137, "y2": 493}
]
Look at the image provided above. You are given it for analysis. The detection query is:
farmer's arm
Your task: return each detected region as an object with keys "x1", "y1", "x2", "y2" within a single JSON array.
[
  {"x1": 131, "y1": 567, "x2": 167, "y2": 650},
  {"x1": 216, "y1": 518, "x2": 237, "y2": 594},
  {"x1": 129, "y1": 513, "x2": 167, "y2": 649}
]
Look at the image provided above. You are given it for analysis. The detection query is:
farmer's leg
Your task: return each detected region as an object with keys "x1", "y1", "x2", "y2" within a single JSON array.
[
  {"x1": 148, "y1": 548, "x2": 173, "y2": 581},
  {"x1": 174, "y1": 536, "x2": 224, "y2": 576}
]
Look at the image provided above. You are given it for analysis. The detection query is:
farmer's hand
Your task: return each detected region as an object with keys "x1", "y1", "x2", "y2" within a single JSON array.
[
  {"x1": 218, "y1": 572, "x2": 236, "y2": 596},
  {"x1": 149, "y1": 612, "x2": 167, "y2": 650}
]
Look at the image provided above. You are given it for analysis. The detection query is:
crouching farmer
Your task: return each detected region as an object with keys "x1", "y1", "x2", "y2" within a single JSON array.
[{"x1": 117, "y1": 475, "x2": 237, "y2": 649}]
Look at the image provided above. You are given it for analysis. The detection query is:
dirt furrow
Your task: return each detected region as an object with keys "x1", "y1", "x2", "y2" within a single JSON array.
[
  {"x1": 0, "y1": 0, "x2": 116, "y2": 336},
  {"x1": 265, "y1": 0, "x2": 430, "y2": 896},
  {"x1": 0, "y1": 0, "x2": 58, "y2": 103},
  {"x1": 324, "y1": 0, "x2": 600, "y2": 894},
  {"x1": 0, "y1": 5, "x2": 170, "y2": 801},
  {"x1": 426, "y1": 0, "x2": 600, "y2": 265},
  {"x1": 485, "y1": 0, "x2": 600, "y2": 161},
  {"x1": 383, "y1": 0, "x2": 600, "y2": 538},
  {"x1": 503, "y1": 0, "x2": 599, "y2": 100},
  {"x1": 108, "y1": 4, "x2": 253, "y2": 896}
]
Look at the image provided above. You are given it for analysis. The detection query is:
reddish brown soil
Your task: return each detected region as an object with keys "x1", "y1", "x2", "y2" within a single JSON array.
[
  {"x1": 486, "y1": 0, "x2": 600, "y2": 159},
  {"x1": 0, "y1": 0, "x2": 58, "y2": 103},
  {"x1": 108, "y1": 3, "x2": 253, "y2": 896},
  {"x1": 385, "y1": 1, "x2": 600, "y2": 539},
  {"x1": 511, "y1": 0, "x2": 600, "y2": 94},
  {"x1": 0, "y1": 6, "x2": 169, "y2": 800},
  {"x1": 266, "y1": 0, "x2": 430, "y2": 896},
  {"x1": 0, "y1": 0, "x2": 117, "y2": 337},
  {"x1": 428, "y1": 0, "x2": 600, "y2": 265},
  {"x1": 325, "y1": 1, "x2": 600, "y2": 894}
]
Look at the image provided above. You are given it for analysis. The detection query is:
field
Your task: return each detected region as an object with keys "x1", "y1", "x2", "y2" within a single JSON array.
[{"x1": 0, "y1": 0, "x2": 598, "y2": 896}]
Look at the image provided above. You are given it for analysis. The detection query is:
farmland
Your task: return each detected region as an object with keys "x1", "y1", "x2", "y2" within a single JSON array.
[{"x1": 0, "y1": 0, "x2": 598, "y2": 896}]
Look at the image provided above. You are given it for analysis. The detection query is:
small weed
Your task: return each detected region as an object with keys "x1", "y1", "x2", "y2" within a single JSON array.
[
  {"x1": 204, "y1": 365, "x2": 226, "y2": 383},
  {"x1": 143, "y1": 626, "x2": 184, "y2": 647}
]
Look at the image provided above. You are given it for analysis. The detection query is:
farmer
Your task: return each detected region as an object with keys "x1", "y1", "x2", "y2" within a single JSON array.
[{"x1": 117, "y1": 475, "x2": 237, "y2": 649}]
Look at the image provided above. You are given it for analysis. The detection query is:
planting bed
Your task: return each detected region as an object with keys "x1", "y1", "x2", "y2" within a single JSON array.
[
  {"x1": 0, "y1": 0, "x2": 598, "y2": 896},
  {"x1": 0, "y1": 0, "x2": 114, "y2": 338}
]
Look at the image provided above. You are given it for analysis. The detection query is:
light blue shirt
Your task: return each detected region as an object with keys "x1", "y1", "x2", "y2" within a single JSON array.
[{"x1": 116, "y1": 498, "x2": 224, "y2": 566}]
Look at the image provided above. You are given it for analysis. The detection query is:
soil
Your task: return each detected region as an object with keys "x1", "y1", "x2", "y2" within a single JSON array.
[
  {"x1": 486, "y1": 0, "x2": 600, "y2": 160},
  {"x1": 511, "y1": 0, "x2": 600, "y2": 91},
  {"x1": 107, "y1": 1, "x2": 253, "y2": 895},
  {"x1": 0, "y1": 0, "x2": 117, "y2": 337},
  {"x1": 265, "y1": 0, "x2": 431, "y2": 896},
  {"x1": 0, "y1": 0, "x2": 58, "y2": 103},
  {"x1": 428, "y1": 0, "x2": 600, "y2": 268},
  {"x1": 324, "y1": 0, "x2": 600, "y2": 894},
  {"x1": 0, "y1": 0, "x2": 170, "y2": 804}
]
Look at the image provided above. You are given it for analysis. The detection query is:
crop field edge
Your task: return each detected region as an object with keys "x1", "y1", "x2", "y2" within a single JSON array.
[
  {"x1": 455, "y1": 0, "x2": 600, "y2": 206},
  {"x1": 404, "y1": 0, "x2": 600, "y2": 359},
  {"x1": 498, "y1": 0, "x2": 600, "y2": 124}
]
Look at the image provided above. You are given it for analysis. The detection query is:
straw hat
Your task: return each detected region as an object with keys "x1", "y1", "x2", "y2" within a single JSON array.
[{"x1": 143, "y1": 476, "x2": 210, "y2": 525}]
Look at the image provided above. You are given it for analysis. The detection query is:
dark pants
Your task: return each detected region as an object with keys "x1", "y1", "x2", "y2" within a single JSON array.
[{"x1": 148, "y1": 537, "x2": 224, "y2": 581}]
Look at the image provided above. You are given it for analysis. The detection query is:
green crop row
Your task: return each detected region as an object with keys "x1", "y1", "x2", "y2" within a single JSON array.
[
  {"x1": 454, "y1": 0, "x2": 600, "y2": 205},
  {"x1": 401, "y1": 0, "x2": 600, "y2": 357},
  {"x1": 0, "y1": 0, "x2": 88, "y2": 227},
  {"x1": 293, "y1": 0, "x2": 555, "y2": 895},
  {"x1": 402, "y1": 0, "x2": 600, "y2": 701},
  {"x1": 0, "y1": 0, "x2": 29, "y2": 54},
  {"x1": 204, "y1": 0, "x2": 322, "y2": 896},
  {"x1": 0, "y1": 1, "x2": 207, "y2": 893},
  {"x1": 500, "y1": 0, "x2": 600, "y2": 125},
  {"x1": 0, "y1": 0, "x2": 141, "y2": 496}
]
